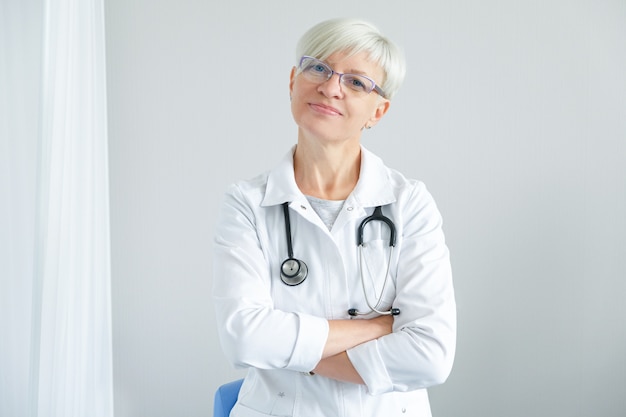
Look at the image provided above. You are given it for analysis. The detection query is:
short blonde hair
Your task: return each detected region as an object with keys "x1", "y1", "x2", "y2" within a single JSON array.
[{"x1": 295, "y1": 18, "x2": 406, "y2": 99}]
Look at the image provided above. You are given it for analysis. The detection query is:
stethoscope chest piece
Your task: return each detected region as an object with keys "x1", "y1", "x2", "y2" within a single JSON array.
[{"x1": 280, "y1": 258, "x2": 308, "y2": 286}]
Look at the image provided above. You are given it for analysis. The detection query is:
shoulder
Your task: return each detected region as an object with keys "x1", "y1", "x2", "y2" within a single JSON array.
[
  {"x1": 214, "y1": 172, "x2": 270, "y2": 230},
  {"x1": 373, "y1": 155, "x2": 431, "y2": 205},
  {"x1": 224, "y1": 171, "x2": 270, "y2": 204},
  {"x1": 369, "y1": 155, "x2": 441, "y2": 224}
]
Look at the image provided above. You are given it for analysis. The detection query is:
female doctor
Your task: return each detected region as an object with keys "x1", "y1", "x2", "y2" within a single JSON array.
[{"x1": 213, "y1": 18, "x2": 456, "y2": 417}]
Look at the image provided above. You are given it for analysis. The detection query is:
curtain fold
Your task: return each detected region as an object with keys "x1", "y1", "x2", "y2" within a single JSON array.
[{"x1": 1, "y1": 0, "x2": 113, "y2": 416}]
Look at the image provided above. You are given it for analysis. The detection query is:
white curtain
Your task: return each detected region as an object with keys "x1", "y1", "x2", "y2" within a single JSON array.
[{"x1": 0, "y1": 0, "x2": 114, "y2": 416}]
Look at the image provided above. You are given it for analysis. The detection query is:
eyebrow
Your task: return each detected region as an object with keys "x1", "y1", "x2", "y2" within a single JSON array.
[
  {"x1": 324, "y1": 59, "x2": 369, "y2": 76},
  {"x1": 345, "y1": 68, "x2": 368, "y2": 76}
]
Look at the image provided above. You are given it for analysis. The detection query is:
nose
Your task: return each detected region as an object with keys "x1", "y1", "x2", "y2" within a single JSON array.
[{"x1": 317, "y1": 72, "x2": 344, "y2": 98}]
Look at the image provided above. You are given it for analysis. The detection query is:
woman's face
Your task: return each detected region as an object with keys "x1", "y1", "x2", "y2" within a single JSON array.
[{"x1": 289, "y1": 50, "x2": 390, "y2": 145}]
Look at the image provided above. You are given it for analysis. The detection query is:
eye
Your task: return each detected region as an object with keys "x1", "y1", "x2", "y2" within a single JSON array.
[
  {"x1": 306, "y1": 62, "x2": 331, "y2": 77},
  {"x1": 350, "y1": 78, "x2": 365, "y2": 88},
  {"x1": 344, "y1": 75, "x2": 370, "y2": 92}
]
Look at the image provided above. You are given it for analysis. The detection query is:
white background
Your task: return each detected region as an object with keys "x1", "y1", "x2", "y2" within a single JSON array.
[{"x1": 104, "y1": 1, "x2": 626, "y2": 416}]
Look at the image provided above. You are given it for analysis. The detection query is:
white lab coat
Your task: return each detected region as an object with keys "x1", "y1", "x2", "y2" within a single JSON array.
[{"x1": 213, "y1": 146, "x2": 456, "y2": 417}]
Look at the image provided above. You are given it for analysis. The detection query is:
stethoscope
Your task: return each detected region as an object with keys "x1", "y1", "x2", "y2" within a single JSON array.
[{"x1": 280, "y1": 202, "x2": 401, "y2": 316}]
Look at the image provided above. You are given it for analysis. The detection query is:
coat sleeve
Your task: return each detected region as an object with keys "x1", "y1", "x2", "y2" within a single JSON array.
[
  {"x1": 212, "y1": 184, "x2": 329, "y2": 372},
  {"x1": 347, "y1": 181, "x2": 456, "y2": 395}
]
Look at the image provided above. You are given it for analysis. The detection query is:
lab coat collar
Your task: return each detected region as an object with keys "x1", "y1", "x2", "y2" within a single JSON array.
[{"x1": 261, "y1": 145, "x2": 396, "y2": 209}]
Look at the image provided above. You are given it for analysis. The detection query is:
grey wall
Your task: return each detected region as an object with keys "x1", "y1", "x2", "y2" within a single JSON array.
[{"x1": 105, "y1": 1, "x2": 626, "y2": 416}]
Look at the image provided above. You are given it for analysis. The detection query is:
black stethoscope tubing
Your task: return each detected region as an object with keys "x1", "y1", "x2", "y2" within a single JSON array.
[
  {"x1": 280, "y1": 202, "x2": 309, "y2": 287},
  {"x1": 280, "y1": 202, "x2": 309, "y2": 286},
  {"x1": 280, "y1": 202, "x2": 400, "y2": 316}
]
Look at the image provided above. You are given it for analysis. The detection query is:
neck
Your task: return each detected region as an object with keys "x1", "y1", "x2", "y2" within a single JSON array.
[{"x1": 293, "y1": 137, "x2": 361, "y2": 201}]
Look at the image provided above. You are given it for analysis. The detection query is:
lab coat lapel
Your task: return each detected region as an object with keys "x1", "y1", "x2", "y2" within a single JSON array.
[
  {"x1": 352, "y1": 146, "x2": 396, "y2": 207},
  {"x1": 261, "y1": 146, "x2": 302, "y2": 208},
  {"x1": 261, "y1": 145, "x2": 397, "y2": 231},
  {"x1": 332, "y1": 146, "x2": 397, "y2": 232},
  {"x1": 261, "y1": 146, "x2": 326, "y2": 229}
]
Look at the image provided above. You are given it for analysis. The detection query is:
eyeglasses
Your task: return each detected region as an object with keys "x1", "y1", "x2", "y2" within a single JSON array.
[{"x1": 298, "y1": 56, "x2": 386, "y2": 98}]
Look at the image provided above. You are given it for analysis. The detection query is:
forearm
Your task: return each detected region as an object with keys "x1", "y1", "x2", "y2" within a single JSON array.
[
  {"x1": 313, "y1": 352, "x2": 364, "y2": 384},
  {"x1": 312, "y1": 315, "x2": 393, "y2": 384},
  {"x1": 321, "y1": 315, "x2": 392, "y2": 359}
]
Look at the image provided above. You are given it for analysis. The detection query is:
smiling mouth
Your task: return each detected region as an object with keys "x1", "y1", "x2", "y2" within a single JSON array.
[{"x1": 309, "y1": 103, "x2": 342, "y2": 116}]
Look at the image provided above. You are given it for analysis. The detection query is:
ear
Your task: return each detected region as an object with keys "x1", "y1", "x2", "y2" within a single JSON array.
[
  {"x1": 366, "y1": 98, "x2": 391, "y2": 128},
  {"x1": 289, "y1": 66, "x2": 297, "y2": 96}
]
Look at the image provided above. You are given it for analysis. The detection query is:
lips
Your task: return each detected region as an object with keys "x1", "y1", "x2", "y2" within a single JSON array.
[{"x1": 309, "y1": 103, "x2": 342, "y2": 116}]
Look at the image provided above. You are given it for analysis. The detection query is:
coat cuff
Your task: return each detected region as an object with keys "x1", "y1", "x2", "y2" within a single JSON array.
[
  {"x1": 286, "y1": 313, "x2": 329, "y2": 372},
  {"x1": 347, "y1": 340, "x2": 394, "y2": 395}
]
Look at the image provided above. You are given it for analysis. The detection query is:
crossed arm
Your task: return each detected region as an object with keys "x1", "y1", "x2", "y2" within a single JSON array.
[{"x1": 313, "y1": 315, "x2": 393, "y2": 384}]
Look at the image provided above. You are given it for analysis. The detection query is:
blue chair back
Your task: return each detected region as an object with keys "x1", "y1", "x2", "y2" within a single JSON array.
[{"x1": 213, "y1": 379, "x2": 244, "y2": 417}]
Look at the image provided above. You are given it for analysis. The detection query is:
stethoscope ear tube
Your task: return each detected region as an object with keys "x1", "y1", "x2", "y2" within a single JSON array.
[
  {"x1": 350, "y1": 205, "x2": 401, "y2": 317},
  {"x1": 357, "y1": 206, "x2": 396, "y2": 247}
]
